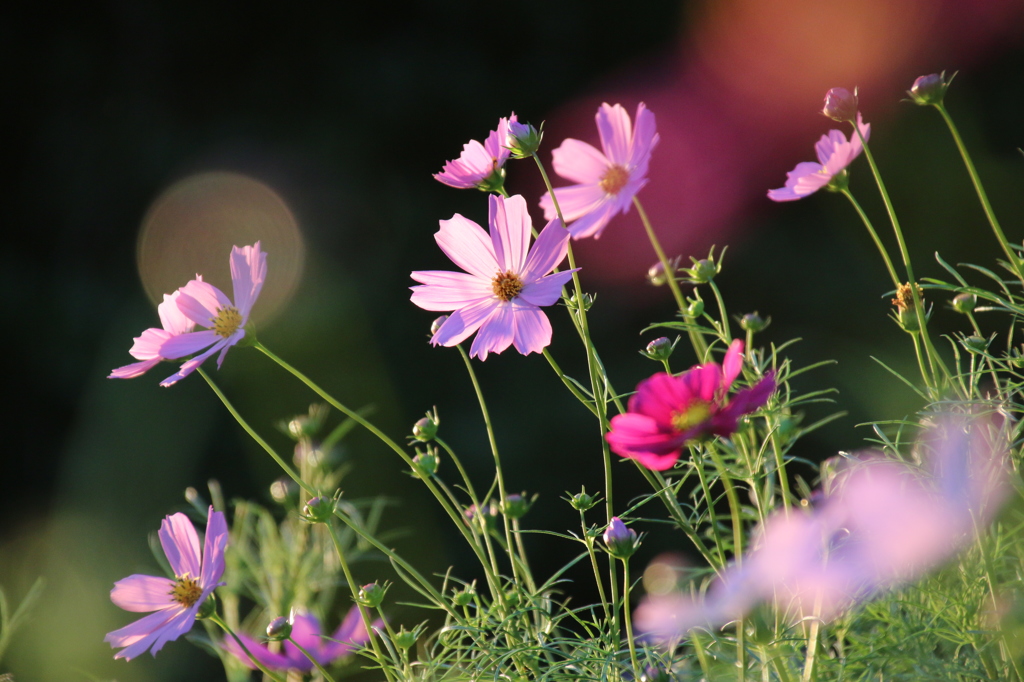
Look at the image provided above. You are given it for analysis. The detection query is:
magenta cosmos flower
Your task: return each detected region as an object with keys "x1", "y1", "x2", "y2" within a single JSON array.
[
  {"x1": 767, "y1": 114, "x2": 870, "y2": 201},
  {"x1": 434, "y1": 114, "x2": 517, "y2": 191},
  {"x1": 109, "y1": 289, "x2": 195, "y2": 379},
  {"x1": 606, "y1": 340, "x2": 776, "y2": 470},
  {"x1": 105, "y1": 507, "x2": 227, "y2": 660},
  {"x1": 410, "y1": 194, "x2": 577, "y2": 360},
  {"x1": 156, "y1": 242, "x2": 267, "y2": 386},
  {"x1": 225, "y1": 606, "x2": 377, "y2": 672},
  {"x1": 539, "y1": 102, "x2": 659, "y2": 239}
]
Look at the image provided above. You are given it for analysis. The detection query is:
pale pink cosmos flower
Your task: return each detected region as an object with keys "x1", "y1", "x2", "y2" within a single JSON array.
[
  {"x1": 105, "y1": 507, "x2": 227, "y2": 660},
  {"x1": 767, "y1": 113, "x2": 870, "y2": 201},
  {"x1": 540, "y1": 102, "x2": 659, "y2": 239},
  {"x1": 410, "y1": 194, "x2": 577, "y2": 360},
  {"x1": 635, "y1": 416, "x2": 1010, "y2": 640},
  {"x1": 157, "y1": 242, "x2": 267, "y2": 386},
  {"x1": 434, "y1": 114, "x2": 518, "y2": 191},
  {"x1": 109, "y1": 289, "x2": 196, "y2": 379},
  {"x1": 606, "y1": 340, "x2": 776, "y2": 470},
  {"x1": 225, "y1": 606, "x2": 377, "y2": 672}
]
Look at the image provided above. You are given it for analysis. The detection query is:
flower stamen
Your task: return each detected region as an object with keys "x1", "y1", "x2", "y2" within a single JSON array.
[
  {"x1": 212, "y1": 306, "x2": 242, "y2": 338},
  {"x1": 492, "y1": 270, "x2": 524, "y2": 301},
  {"x1": 672, "y1": 401, "x2": 711, "y2": 432},
  {"x1": 169, "y1": 575, "x2": 203, "y2": 607},
  {"x1": 599, "y1": 165, "x2": 630, "y2": 195}
]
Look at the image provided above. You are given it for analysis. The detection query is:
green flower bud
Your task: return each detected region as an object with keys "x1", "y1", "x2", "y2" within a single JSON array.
[
  {"x1": 643, "y1": 337, "x2": 675, "y2": 362},
  {"x1": 569, "y1": 487, "x2": 598, "y2": 512},
  {"x1": 952, "y1": 292, "x2": 977, "y2": 314},
  {"x1": 686, "y1": 298, "x2": 705, "y2": 318},
  {"x1": 506, "y1": 120, "x2": 543, "y2": 159},
  {"x1": 394, "y1": 627, "x2": 417, "y2": 650},
  {"x1": 962, "y1": 334, "x2": 990, "y2": 354},
  {"x1": 411, "y1": 449, "x2": 439, "y2": 479},
  {"x1": 907, "y1": 72, "x2": 951, "y2": 106},
  {"x1": 266, "y1": 615, "x2": 293, "y2": 641},
  {"x1": 691, "y1": 259, "x2": 717, "y2": 283},
  {"x1": 302, "y1": 495, "x2": 337, "y2": 523},
  {"x1": 603, "y1": 517, "x2": 639, "y2": 559},
  {"x1": 501, "y1": 493, "x2": 532, "y2": 520},
  {"x1": 739, "y1": 312, "x2": 768, "y2": 333},
  {"x1": 412, "y1": 416, "x2": 438, "y2": 442},
  {"x1": 452, "y1": 587, "x2": 475, "y2": 607},
  {"x1": 358, "y1": 583, "x2": 386, "y2": 609}
]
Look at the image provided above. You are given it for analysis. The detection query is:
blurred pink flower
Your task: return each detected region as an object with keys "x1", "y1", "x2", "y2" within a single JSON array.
[
  {"x1": 635, "y1": 416, "x2": 1011, "y2": 640},
  {"x1": 606, "y1": 340, "x2": 776, "y2": 470},
  {"x1": 109, "y1": 289, "x2": 196, "y2": 379},
  {"x1": 540, "y1": 102, "x2": 659, "y2": 239},
  {"x1": 105, "y1": 508, "x2": 227, "y2": 660},
  {"x1": 434, "y1": 114, "x2": 517, "y2": 190},
  {"x1": 410, "y1": 194, "x2": 577, "y2": 360},
  {"x1": 157, "y1": 242, "x2": 267, "y2": 386},
  {"x1": 767, "y1": 113, "x2": 870, "y2": 201},
  {"x1": 225, "y1": 606, "x2": 377, "y2": 672}
]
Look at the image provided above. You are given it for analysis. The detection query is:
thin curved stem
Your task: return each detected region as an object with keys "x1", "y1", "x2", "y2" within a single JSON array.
[
  {"x1": 621, "y1": 559, "x2": 641, "y2": 674},
  {"x1": 839, "y1": 189, "x2": 901, "y2": 288},
  {"x1": 288, "y1": 636, "x2": 339, "y2": 682},
  {"x1": 209, "y1": 613, "x2": 286, "y2": 682}
]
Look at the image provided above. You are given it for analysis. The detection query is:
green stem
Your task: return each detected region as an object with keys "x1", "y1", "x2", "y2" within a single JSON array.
[
  {"x1": 839, "y1": 189, "x2": 901, "y2": 288},
  {"x1": 209, "y1": 613, "x2": 286, "y2": 682},
  {"x1": 542, "y1": 349, "x2": 598, "y2": 416},
  {"x1": 621, "y1": 559, "x2": 641, "y2": 674},
  {"x1": 708, "y1": 280, "x2": 732, "y2": 344},
  {"x1": 583, "y1": 514, "x2": 612, "y2": 623},
  {"x1": 288, "y1": 636, "x2": 339, "y2": 682},
  {"x1": 935, "y1": 103, "x2": 1024, "y2": 284},
  {"x1": 706, "y1": 445, "x2": 745, "y2": 680}
]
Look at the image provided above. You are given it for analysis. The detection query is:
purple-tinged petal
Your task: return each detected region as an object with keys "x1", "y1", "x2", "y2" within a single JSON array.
[
  {"x1": 230, "y1": 242, "x2": 267, "y2": 320},
  {"x1": 177, "y1": 279, "x2": 231, "y2": 326},
  {"x1": 722, "y1": 339, "x2": 745, "y2": 390},
  {"x1": 109, "y1": 358, "x2": 162, "y2": 380},
  {"x1": 158, "y1": 329, "x2": 219, "y2": 360},
  {"x1": 129, "y1": 328, "x2": 175, "y2": 361},
  {"x1": 551, "y1": 138, "x2": 610, "y2": 185},
  {"x1": 160, "y1": 338, "x2": 230, "y2": 387},
  {"x1": 814, "y1": 129, "x2": 848, "y2": 166},
  {"x1": 147, "y1": 605, "x2": 201, "y2": 656},
  {"x1": 489, "y1": 194, "x2": 532, "y2": 274},
  {"x1": 567, "y1": 202, "x2": 618, "y2": 240},
  {"x1": 469, "y1": 303, "x2": 515, "y2": 360},
  {"x1": 157, "y1": 291, "x2": 196, "y2": 336},
  {"x1": 410, "y1": 271, "x2": 493, "y2": 311},
  {"x1": 606, "y1": 412, "x2": 685, "y2": 463},
  {"x1": 628, "y1": 103, "x2": 660, "y2": 168},
  {"x1": 520, "y1": 217, "x2": 569, "y2": 282},
  {"x1": 110, "y1": 574, "x2": 177, "y2": 612},
  {"x1": 682, "y1": 362, "x2": 723, "y2": 403},
  {"x1": 200, "y1": 508, "x2": 228, "y2": 589},
  {"x1": 629, "y1": 373, "x2": 690, "y2": 427},
  {"x1": 321, "y1": 606, "x2": 378, "y2": 662},
  {"x1": 159, "y1": 513, "x2": 201, "y2": 579},
  {"x1": 436, "y1": 214, "x2": 499, "y2": 280},
  {"x1": 510, "y1": 304, "x2": 552, "y2": 355},
  {"x1": 484, "y1": 115, "x2": 515, "y2": 167},
  {"x1": 518, "y1": 270, "x2": 575, "y2": 307},
  {"x1": 431, "y1": 298, "x2": 498, "y2": 347},
  {"x1": 224, "y1": 631, "x2": 294, "y2": 670},
  {"x1": 540, "y1": 183, "x2": 606, "y2": 222},
  {"x1": 287, "y1": 613, "x2": 325, "y2": 652},
  {"x1": 214, "y1": 331, "x2": 244, "y2": 368},
  {"x1": 596, "y1": 103, "x2": 633, "y2": 165},
  {"x1": 767, "y1": 162, "x2": 829, "y2": 202},
  {"x1": 106, "y1": 607, "x2": 186, "y2": 661}
]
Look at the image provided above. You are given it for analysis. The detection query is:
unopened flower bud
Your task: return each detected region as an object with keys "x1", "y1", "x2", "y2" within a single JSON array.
[
  {"x1": 506, "y1": 120, "x2": 543, "y2": 158},
  {"x1": 452, "y1": 587, "x2": 475, "y2": 607},
  {"x1": 302, "y1": 495, "x2": 336, "y2": 523},
  {"x1": 907, "y1": 72, "x2": 949, "y2": 106},
  {"x1": 569, "y1": 487, "x2": 597, "y2": 512},
  {"x1": 643, "y1": 337, "x2": 674, "y2": 362},
  {"x1": 501, "y1": 493, "x2": 531, "y2": 519},
  {"x1": 394, "y1": 627, "x2": 417, "y2": 650},
  {"x1": 430, "y1": 316, "x2": 448, "y2": 336},
  {"x1": 686, "y1": 298, "x2": 704, "y2": 318},
  {"x1": 266, "y1": 616, "x2": 293, "y2": 641},
  {"x1": 691, "y1": 259, "x2": 717, "y2": 283},
  {"x1": 411, "y1": 449, "x2": 439, "y2": 478},
  {"x1": 412, "y1": 416, "x2": 438, "y2": 442},
  {"x1": 739, "y1": 312, "x2": 768, "y2": 333},
  {"x1": 962, "y1": 335, "x2": 990, "y2": 354},
  {"x1": 822, "y1": 87, "x2": 858, "y2": 122},
  {"x1": 358, "y1": 583, "x2": 386, "y2": 608},
  {"x1": 952, "y1": 292, "x2": 977, "y2": 314},
  {"x1": 196, "y1": 593, "x2": 217, "y2": 620},
  {"x1": 604, "y1": 516, "x2": 639, "y2": 559}
]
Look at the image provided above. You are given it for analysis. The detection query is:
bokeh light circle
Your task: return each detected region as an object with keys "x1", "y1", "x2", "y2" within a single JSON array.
[{"x1": 136, "y1": 171, "x2": 305, "y2": 326}]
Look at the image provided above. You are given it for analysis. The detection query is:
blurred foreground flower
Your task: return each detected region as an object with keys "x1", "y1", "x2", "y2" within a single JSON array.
[
  {"x1": 156, "y1": 242, "x2": 267, "y2": 386},
  {"x1": 434, "y1": 114, "x2": 517, "y2": 192},
  {"x1": 767, "y1": 114, "x2": 870, "y2": 201},
  {"x1": 109, "y1": 290, "x2": 195, "y2": 379},
  {"x1": 635, "y1": 416, "x2": 1011, "y2": 639},
  {"x1": 540, "y1": 102, "x2": 658, "y2": 239},
  {"x1": 105, "y1": 508, "x2": 227, "y2": 660},
  {"x1": 225, "y1": 607, "x2": 376, "y2": 672},
  {"x1": 606, "y1": 340, "x2": 776, "y2": 470},
  {"x1": 410, "y1": 194, "x2": 577, "y2": 360}
]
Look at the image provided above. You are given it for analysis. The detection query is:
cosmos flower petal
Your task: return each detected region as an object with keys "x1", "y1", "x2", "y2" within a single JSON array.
[
  {"x1": 431, "y1": 298, "x2": 498, "y2": 347},
  {"x1": 109, "y1": 358, "x2": 163, "y2": 379},
  {"x1": 469, "y1": 303, "x2": 515, "y2": 360},
  {"x1": 158, "y1": 330, "x2": 221, "y2": 360},
  {"x1": 436, "y1": 214, "x2": 499, "y2": 280},
  {"x1": 566, "y1": 201, "x2": 618, "y2": 239},
  {"x1": 224, "y1": 631, "x2": 295, "y2": 670},
  {"x1": 110, "y1": 575, "x2": 178, "y2": 612},
  {"x1": 722, "y1": 339, "x2": 745, "y2": 390},
  {"x1": 160, "y1": 338, "x2": 231, "y2": 387},
  {"x1": 215, "y1": 332, "x2": 244, "y2": 368},
  {"x1": 519, "y1": 270, "x2": 575, "y2": 307},
  {"x1": 157, "y1": 291, "x2": 195, "y2": 336},
  {"x1": 410, "y1": 271, "x2": 493, "y2": 311},
  {"x1": 159, "y1": 513, "x2": 202, "y2": 579},
  {"x1": 510, "y1": 304, "x2": 552, "y2": 355},
  {"x1": 596, "y1": 102, "x2": 633, "y2": 164},
  {"x1": 230, "y1": 241, "x2": 267, "y2": 319},
  {"x1": 128, "y1": 328, "x2": 175, "y2": 361},
  {"x1": 628, "y1": 103, "x2": 660, "y2": 168},
  {"x1": 551, "y1": 138, "x2": 610, "y2": 184},
  {"x1": 106, "y1": 608, "x2": 186, "y2": 661},
  {"x1": 541, "y1": 184, "x2": 607, "y2": 223},
  {"x1": 521, "y1": 218, "x2": 569, "y2": 281},
  {"x1": 489, "y1": 194, "x2": 531, "y2": 274},
  {"x1": 287, "y1": 613, "x2": 325, "y2": 653},
  {"x1": 200, "y1": 509, "x2": 228, "y2": 588},
  {"x1": 177, "y1": 279, "x2": 231, "y2": 325},
  {"x1": 147, "y1": 606, "x2": 201, "y2": 657}
]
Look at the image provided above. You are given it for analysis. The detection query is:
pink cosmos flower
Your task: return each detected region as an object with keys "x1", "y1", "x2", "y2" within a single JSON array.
[
  {"x1": 767, "y1": 113, "x2": 870, "y2": 201},
  {"x1": 105, "y1": 507, "x2": 227, "y2": 660},
  {"x1": 225, "y1": 606, "x2": 377, "y2": 672},
  {"x1": 410, "y1": 194, "x2": 577, "y2": 360},
  {"x1": 434, "y1": 114, "x2": 517, "y2": 191},
  {"x1": 540, "y1": 102, "x2": 659, "y2": 239},
  {"x1": 606, "y1": 340, "x2": 776, "y2": 470},
  {"x1": 157, "y1": 242, "x2": 267, "y2": 386},
  {"x1": 109, "y1": 289, "x2": 196, "y2": 379}
]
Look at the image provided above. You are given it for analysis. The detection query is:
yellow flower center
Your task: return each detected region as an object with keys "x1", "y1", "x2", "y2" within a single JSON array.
[
  {"x1": 599, "y1": 165, "x2": 630, "y2": 195},
  {"x1": 492, "y1": 270, "x2": 524, "y2": 301},
  {"x1": 212, "y1": 306, "x2": 242, "y2": 338},
  {"x1": 169, "y1": 575, "x2": 203, "y2": 607},
  {"x1": 671, "y1": 401, "x2": 711, "y2": 432}
]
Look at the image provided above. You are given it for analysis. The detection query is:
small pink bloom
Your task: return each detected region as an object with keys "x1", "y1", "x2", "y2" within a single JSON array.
[
  {"x1": 105, "y1": 508, "x2": 227, "y2": 661},
  {"x1": 410, "y1": 194, "x2": 577, "y2": 360},
  {"x1": 540, "y1": 102, "x2": 659, "y2": 239},
  {"x1": 157, "y1": 242, "x2": 267, "y2": 386},
  {"x1": 767, "y1": 114, "x2": 870, "y2": 201},
  {"x1": 109, "y1": 289, "x2": 196, "y2": 379},
  {"x1": 225, "y1": 606, "x2": 377, "y2": 672},
  {"x1": 606, "y1": 340, "x2": 776, "y2": 470},
  {"x1": 434, "y1": 114, "x2": 517, "y2": 190}
]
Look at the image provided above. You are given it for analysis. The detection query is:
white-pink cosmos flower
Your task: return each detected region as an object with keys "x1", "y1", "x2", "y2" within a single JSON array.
[
  {"x1": 157, "y1": 242, "x2": 267, "y2": 386},
  {"x1": 540, "y1": 102, "x2": 659, "y2": 239},
  {"x1": 109, "y1": 289, "x2": 196, "y2": 379},
  {"x1": 767, "y1": 114, "x2": 870, "y2": 201},
  {"x1": 434, "y1": 114, "x2": 517, "y2": 191},
  {"x1": 410, "y1": 194, "x2": 577, "y2": 360}
]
